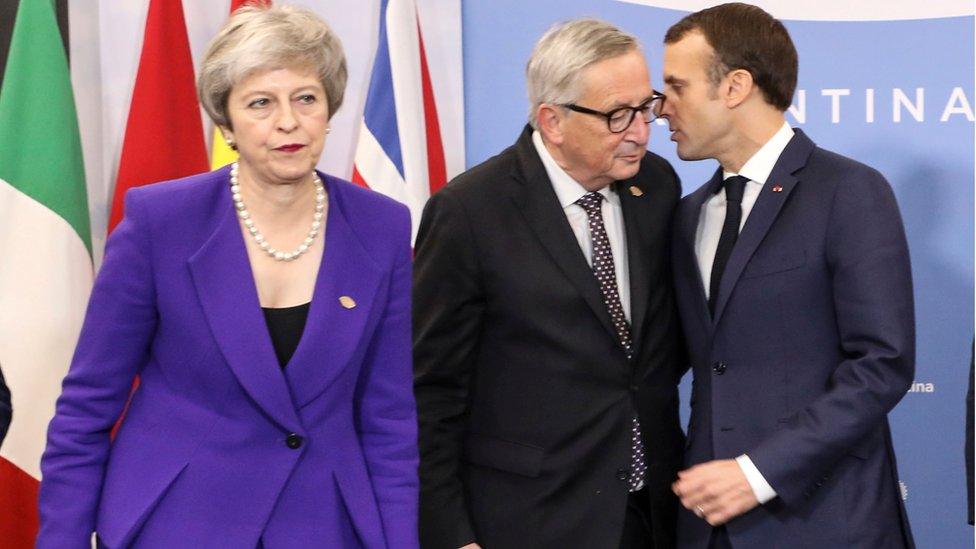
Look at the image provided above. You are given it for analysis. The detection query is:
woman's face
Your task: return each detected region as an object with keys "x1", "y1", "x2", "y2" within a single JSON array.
[{"x1": 223, "y1": 66, "x2": 329, "y2": 186}]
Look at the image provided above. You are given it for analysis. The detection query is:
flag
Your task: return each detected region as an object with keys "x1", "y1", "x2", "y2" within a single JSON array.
[
  {"x1": 209, "y1": 0, "x2": 271, "y2": 170},
  {"x1": 352, "y1": 0, "x2": 464, "y2": 242},
  {"x1": 109, "y1": 0, "x2": 208, "y2": 232},
  {"x1": 0, "y1": 0, "x2": 93, "y2": 546},
  {"x1": 106, "y1": 0, "x2": 209, "y2": 440}
]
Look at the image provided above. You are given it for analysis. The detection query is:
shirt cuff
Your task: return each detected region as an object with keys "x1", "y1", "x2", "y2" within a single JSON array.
[{"x1": 736, "y1": 454, "x2": 777, "y2": 504}]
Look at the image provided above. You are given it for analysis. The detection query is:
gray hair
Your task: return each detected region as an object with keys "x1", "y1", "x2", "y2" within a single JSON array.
[
  {"x1": 198, "y1": 4, "x2": 348, "y2": 128},
  {"x1": 526, "y1": 19, "x2": 641, "y2": 129}
]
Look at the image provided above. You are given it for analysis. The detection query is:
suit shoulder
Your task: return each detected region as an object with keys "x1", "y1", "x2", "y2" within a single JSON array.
[
  {"x1": 128, "y1": 168, "x2": 225, "y2": 200},
  {"x1": 806, "y1": 146, "x2": 889, "y2": 189},
  {"x1": 801, "y1": 147, "x2": 903, "y2": 223},
  {"x1": 327, "y1": 175, "x2": 409, "y2": 221},
  {"x1": 327, "y1": 175, "x2": 411, "y2": 253},
  {"x1": 636, "y1": 150, "x2": 681, "y2": 198},
  {"x1": 125, "y1": 169, "x2": 227, "y2": 221},
  {"x1": 437, "y1": 143, "x2": 519, "y2": 202},
  {"x1": 640, "y1": 150, "x2": 678, "y2": 178}
]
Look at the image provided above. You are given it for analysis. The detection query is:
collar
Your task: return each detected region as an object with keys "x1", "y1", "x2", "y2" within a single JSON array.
[
  {"x1": 721, "y1": 120, "x2": 794, "y2": 186},
  {"x1": 532, "y1": 130, "x2": 615, "y2": 207}
]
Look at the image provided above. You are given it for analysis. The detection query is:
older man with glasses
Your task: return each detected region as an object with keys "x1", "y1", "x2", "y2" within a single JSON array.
[{"x1": 414, "y1": 18, "x2": 685, "y2": 549}]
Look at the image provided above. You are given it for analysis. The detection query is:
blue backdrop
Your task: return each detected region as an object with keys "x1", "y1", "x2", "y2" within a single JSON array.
[{"x1": 462, "y1": 2, "x2": 975, "y2": 547}]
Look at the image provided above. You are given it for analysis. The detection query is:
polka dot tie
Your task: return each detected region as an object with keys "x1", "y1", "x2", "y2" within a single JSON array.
[{"x1": 576, "y1": 191, "x2": 647, "y2": 492}]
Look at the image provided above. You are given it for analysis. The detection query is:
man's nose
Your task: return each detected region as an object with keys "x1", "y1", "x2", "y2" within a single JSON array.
[{"x1": 624, "y1": 111, "x2": 650, "y2": 143}]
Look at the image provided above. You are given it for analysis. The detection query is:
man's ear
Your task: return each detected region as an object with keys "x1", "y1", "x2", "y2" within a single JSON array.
[
  {"x1": 536, "y1": 104, "x2": 565, "y2": 146},
  {"x1": 725, "y1": 69, "x2": 754, "y2": 109}
]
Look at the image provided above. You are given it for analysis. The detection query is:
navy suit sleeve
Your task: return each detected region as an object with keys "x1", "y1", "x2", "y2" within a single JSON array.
[
  {"x1": 37, "y1": 190, "x2": 158, "y2": 548},
  {"x1": 354, "y1": 203, "x2": 420, "y2": 549},
  {"x1": 413, "y1": 188, "x2": 485, "y2": 548},
  {"x1": 748, "y1": 168, "x2": 914, "y2": 505}
]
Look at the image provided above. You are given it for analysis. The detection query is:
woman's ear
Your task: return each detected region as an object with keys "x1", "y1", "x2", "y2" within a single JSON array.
[{"x1": 219, "y1": 126, "x2": 237, "y2": 151}]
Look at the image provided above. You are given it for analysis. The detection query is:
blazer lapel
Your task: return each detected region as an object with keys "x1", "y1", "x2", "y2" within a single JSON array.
[
  {"x1": 680, "y1": 169, "x2": 723, "y2": 334},
  {"x1": 711, "y1": 130, "x2": 815, "y2": 325},
  {"x1": 285, "y1": 176, "x2": 383, "y2": 408},
  {"x1": 509, "y1": 128, "x2": 620, "y2": 345},
  {"x1": 618, "y1": 178, "x2": 651, "y2": 358},
  {"x1": 188, "y1": 183, "x2": 302, "y2": 432}
]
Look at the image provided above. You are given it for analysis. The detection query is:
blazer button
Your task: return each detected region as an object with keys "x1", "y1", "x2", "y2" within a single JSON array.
[
  {"x1": 712, "y1": 361, "x2": 727, "y2": 375},
  {"x1": 616, "y1": 468, "x2": 630, "y2": 481},
  {"x1": 285, "y1": 433, "x2": 303, "y2": 449}
]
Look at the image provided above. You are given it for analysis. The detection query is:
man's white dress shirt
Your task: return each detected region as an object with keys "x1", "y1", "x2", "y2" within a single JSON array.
[{"x1": 533, "y1": 130, "x2": 631, "y2": 322}]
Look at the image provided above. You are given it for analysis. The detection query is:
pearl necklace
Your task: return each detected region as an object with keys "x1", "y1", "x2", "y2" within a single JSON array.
[{"x1": 230, "y1": 162, "x2": 326, "y2": 262}]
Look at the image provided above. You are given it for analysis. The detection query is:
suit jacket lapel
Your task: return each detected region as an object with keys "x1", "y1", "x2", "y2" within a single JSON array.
[
  {"x1": 680, "y1": 169, "x2": 723, "y2": 335},
  {"x1": 509, "y1": 127, "x2": 620, "y2": 344},
  {"x1": 285, "y1": 175, "x2": 383, "y2": 408},
  {"x1": 618, "y1": 178, "x2": 651, "y2": 358},
  {"x1": 712, "y1": 130, "x2": 815, "y2": 325},
  {"x1": 188, "y1": 182, "x2": 302, "y2": 432}
]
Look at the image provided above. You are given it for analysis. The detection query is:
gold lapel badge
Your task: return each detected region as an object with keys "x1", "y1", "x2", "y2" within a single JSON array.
[
  {"x1": 339, "y1": 296, "x2": 357, "y2": 309},
  {"x1": 628, "y1": 185, "x2": 644, "y2": 197},
  {"x1": 772, "y1": 184, "x2": 784, "y2": 193}
]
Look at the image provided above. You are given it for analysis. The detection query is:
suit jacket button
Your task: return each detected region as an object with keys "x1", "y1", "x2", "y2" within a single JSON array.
[
  {"x1": 616, "y1": 468, "x2": 630, "y2": 481},
  {"x1": 712, "y1": 361, "x2": 727, "y2": 375},
  {"x1": 285, "y1": 433, "x2": 303, "y2": 449}
]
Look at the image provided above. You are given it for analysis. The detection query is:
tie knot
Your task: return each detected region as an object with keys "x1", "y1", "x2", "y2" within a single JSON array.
[
  {"x1": 576, "y1": 191, "x2": 604, "y2": 214},
  {"x1": 722, "y1": 175, "x2": 748, "y2": 204}
]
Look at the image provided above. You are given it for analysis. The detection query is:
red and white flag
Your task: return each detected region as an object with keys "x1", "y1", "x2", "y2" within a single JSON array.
[{"x1": 109, "y1": 0, "x2": 209, "y2": 232}]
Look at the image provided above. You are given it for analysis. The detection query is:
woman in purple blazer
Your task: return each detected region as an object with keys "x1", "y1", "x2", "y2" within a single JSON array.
[{"x1": 37, "y1": 5, "x2": 417, "y2": 548}]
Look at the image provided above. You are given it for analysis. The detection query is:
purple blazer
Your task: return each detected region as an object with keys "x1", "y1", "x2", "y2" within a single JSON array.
[{"x1": 38, "y1": 166, "x2": 419, "y2": 548}]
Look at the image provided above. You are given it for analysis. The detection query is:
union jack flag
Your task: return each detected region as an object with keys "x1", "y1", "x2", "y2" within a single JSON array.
[{"x1": 352, "y1": 0, "x2": 464, "y2": 242}]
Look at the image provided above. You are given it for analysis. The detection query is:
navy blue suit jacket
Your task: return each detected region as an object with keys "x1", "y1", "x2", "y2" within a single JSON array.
[{"x1": 672, "y1": 129, "x2": 915, "y2": 548}]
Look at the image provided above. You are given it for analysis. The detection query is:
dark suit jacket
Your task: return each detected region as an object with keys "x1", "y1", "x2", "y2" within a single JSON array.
[
  {"x1": 672, "y1": 129, "x2": 915, "y2": 548},
  {"x1": 414, "y1": 126, "x2": 686, "y2": 549},
  {"x1": 0, "y1": 363, "x2": 10, "y2": 445}
]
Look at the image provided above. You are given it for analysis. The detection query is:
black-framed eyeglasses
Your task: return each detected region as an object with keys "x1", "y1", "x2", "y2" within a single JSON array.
[{"x1": 561, "y1": 91, "x2": 666, "y2": 133}]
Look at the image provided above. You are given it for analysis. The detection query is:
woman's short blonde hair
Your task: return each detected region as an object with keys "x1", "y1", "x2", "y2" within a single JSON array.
[{"x1": 198, "y1": 4, "x2": 347, "y2": 128}]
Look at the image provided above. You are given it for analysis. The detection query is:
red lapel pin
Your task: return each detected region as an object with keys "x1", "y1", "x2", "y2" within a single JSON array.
[{"x1": 772, "y1": 184, "x2": 783, "y2": 193}]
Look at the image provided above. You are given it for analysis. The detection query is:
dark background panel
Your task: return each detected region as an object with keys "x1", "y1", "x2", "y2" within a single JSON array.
[{"x1": 0, "y1": 0, "x2": 69, "y2": 92}]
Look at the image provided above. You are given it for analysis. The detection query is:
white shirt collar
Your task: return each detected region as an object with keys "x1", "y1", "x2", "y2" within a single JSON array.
[
  {"x1": 532, "y1": 130, "x2": 615, "y2": 208},
  {"x1": 722, "y1": 121, "x2": 794, "y2": 185}
]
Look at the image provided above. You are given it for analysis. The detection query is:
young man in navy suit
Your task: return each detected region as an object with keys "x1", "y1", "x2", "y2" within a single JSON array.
[{"x1": 661, "y1": 4, "x2": 915, "y2": 548}]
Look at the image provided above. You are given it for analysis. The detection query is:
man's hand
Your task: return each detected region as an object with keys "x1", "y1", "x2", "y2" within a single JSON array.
[{"x1": 672, "y1": 459, "x2": 759, "y2": 526}]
